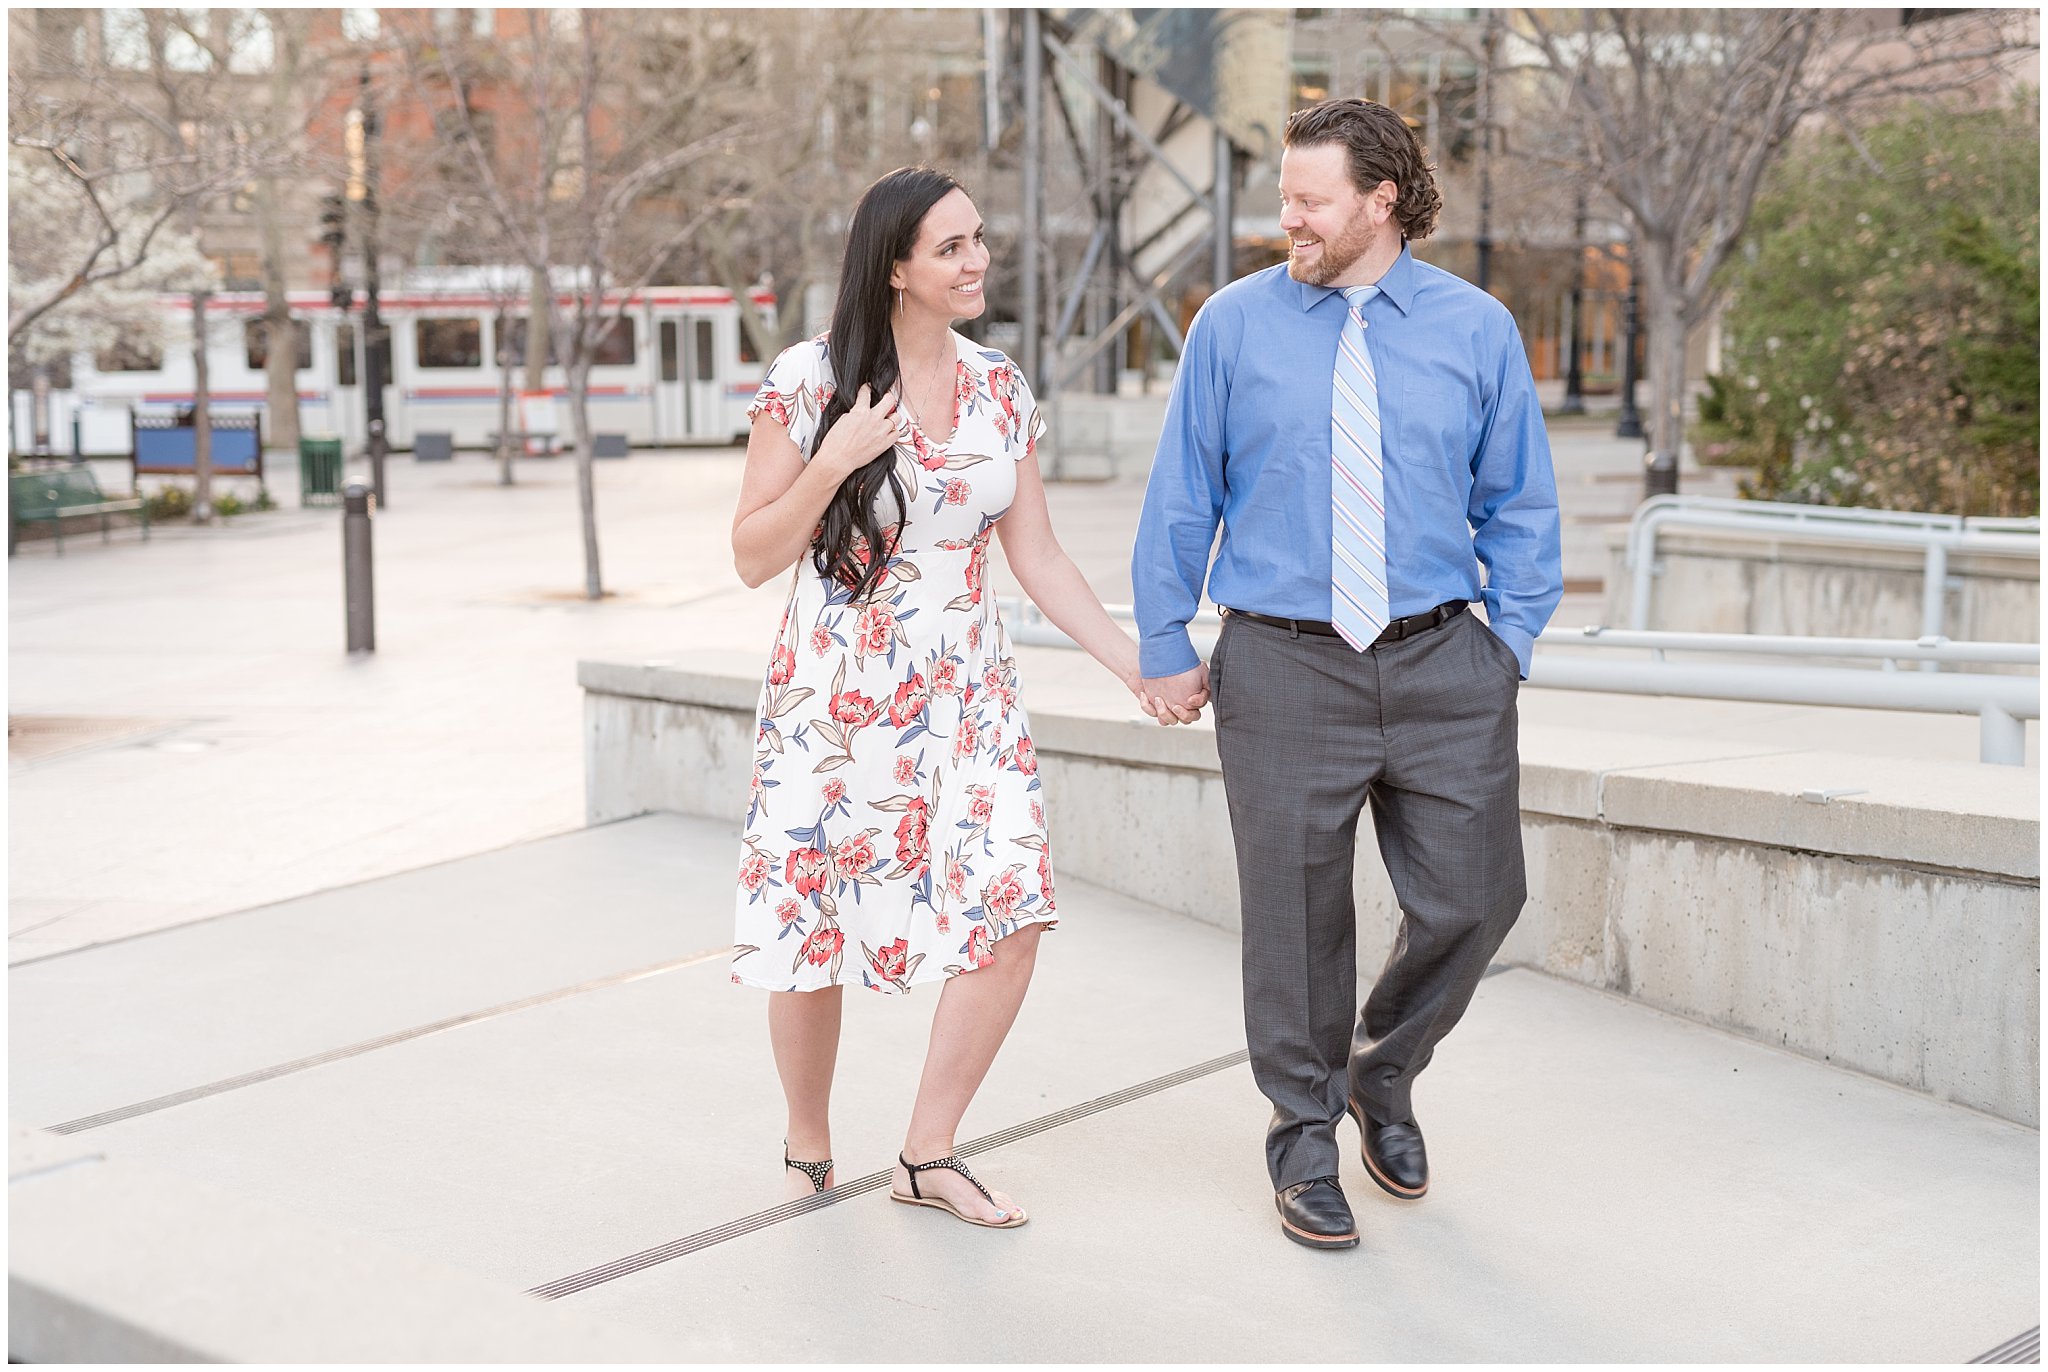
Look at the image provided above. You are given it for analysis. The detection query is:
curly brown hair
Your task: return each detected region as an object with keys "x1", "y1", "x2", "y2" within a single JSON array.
[{"x1": 1282, "y1": 98, "x2": 1442, "y2": 243}]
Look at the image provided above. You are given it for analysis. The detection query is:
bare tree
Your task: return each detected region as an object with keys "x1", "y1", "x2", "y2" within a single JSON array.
[
  {"x1": 254, "y1": 9, "x2": 311, "y2": 458},
  {"x1": 1515, "y1": 8, "x2": 2037, "y2": 497},
  {"x1": 394, "y1": 9, "x2": 757, "y2": 599}
]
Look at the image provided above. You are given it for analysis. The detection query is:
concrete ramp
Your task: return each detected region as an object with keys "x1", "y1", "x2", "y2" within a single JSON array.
[{"x1": 10, "y1": 814, "x2": 2037, "y2": 1361}]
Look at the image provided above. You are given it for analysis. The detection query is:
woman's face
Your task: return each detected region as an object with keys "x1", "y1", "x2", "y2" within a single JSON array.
[{"x1": 890, "y1": 188, "x2": 989, "y2": 323}]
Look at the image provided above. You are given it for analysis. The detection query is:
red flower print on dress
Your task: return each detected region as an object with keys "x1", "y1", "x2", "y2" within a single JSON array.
[
  {"x1": 871, "y1": 937, "x2": 910, "y2": 982},
  {"x1": 1038, "y1": 851, "x2": 1054, "y2": 904},
  {"x1": 966, "y1": 618, "x2": 982, "y2": 652},
  {"x1": 768, "y1": 644, "x2": 796, "y2": 685},
  {"x1": 829, "y1": 689, "x2": 880, "y2": 727},
  {"x1": 776, "y1": 897, "x2": 803, "y2": 927},
  {"x1": 929, "y1": 655, "x2": 961, "y2": 697},
  {"x1": 943, "y1": 478, "x2": 971, "y2": 506},
  {"x1": 963, "y1": 549, "x2": 984, "y2": 606},
  {"x1": 967, "y1": 786, "x2": 994, "y2": 828},
  {"x1": 983, "y1": 867, "x2": 1026, "y2": 921},
  {"x1": 833, "y1": 832, "x2": 878, "y2": 882},
  {"x1": 946, "y1": 861, "x2": 968, "y2": 901},
  {"x1": 888, "y1": 672, "x2": 928, "y2": 728},
  {"x1": 738, "y1": 852, "x2": 770, "y2": 893},
  {"x1": 935, "y1": 913, "x2": 951, "y2": 934},
  {"x1": 801, "y1": 925, "x2": 844, "y2": 967},
  {"x1": 856, "y1": 602, "x2": 897, "y2": 659},
  {"x1": 822, "y1": 778, "x2": 846, "y2": 806},
  {"x1": 952, "y1": 715, "x2": 980, "y2": 763},
  {"x1": 787, "y1": 847, "x2": 828, "y2": 899},
  {"x1": 809, "y1": 624, "x2": 832, "y2": 658},
  {"x1": 892, "y1": 755, "x2": 917, "y2": 786},
  {"x1": 1014, "y1": 735, "x2": 1037, "y2": 777},
  {"x1": 966, "y1": 925, "x2": 995, "y2": 968},
  {"x1": 893, "y1": 799, "x2": 931, "y2": 879},
  {"x1": 989, "y1": 723, "x2": 1004, "y2": 753},
  {"x1": 1029, "y1": 800, "x2": 1044, "y2": 827}
]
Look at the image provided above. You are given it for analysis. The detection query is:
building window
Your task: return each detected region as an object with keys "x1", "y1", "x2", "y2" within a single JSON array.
[
  {"x1": 245, "y1": 319, "x2": 313, "y2": 372},
  {"x1": 97, "y1": 337, "x2": 164, "y2": 372},
  {"x1": 590, "y1": 317, "x2": 636, "y2": 368},
  {"x1": 415, "y1": 317, "x2": 483, "y2": 369},
  {"x1": 101, "y1": 9, "x2": 150, "y2": 70},
  {"x1": 340, "y1": 8, "x2": 381, "y2": 43},
  {"x1": 1292, "y1": 57, "x2": 1332, "y2": 110}
]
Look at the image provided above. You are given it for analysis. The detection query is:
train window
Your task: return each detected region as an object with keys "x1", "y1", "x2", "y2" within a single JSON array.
[
  {"x1": 244, "y1": 318, "x2": 313, "y2": 371},
  {"x1": 738, "y1": 319, "x2": 760, "y2": 364},
  {"x1": 590, "y1": 317, "x2": 636, "y2": 367},
  {"x1": 97, "y1": 337, "x2": 164, "y2": 372},
  {"x1": 336, "y1": 324, "x2": 357, "y2": 386},
  {"x1": 659, "y1": 321, "x2": 679, "y2": 382},
  {"x1": 695, "y1": 319, "x2": 715, "y2": 382},
  {"x1": 498, "y1": 317, "x2": 557, "y2": 368},
  {"x1": 415, "y1": 317, "x2": 483, "y2": 369}
]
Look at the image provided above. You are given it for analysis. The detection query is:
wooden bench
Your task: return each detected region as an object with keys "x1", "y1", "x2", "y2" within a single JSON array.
[{"x1": 9, "y1": 465, "x2": 150, "y2": 556}]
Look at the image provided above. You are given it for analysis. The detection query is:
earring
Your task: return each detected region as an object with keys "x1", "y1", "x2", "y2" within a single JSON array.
[{"x1": 896, "y1": 287, "x2": 904, "y2": 313}]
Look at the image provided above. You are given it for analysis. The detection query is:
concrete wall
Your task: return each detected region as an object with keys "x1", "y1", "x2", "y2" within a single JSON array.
[
  {"x1": 582, "y1": 661, "x2": 2041, "y2": 1126},
  {"x1": 1603, "y1": 527, "x2": 2039, "y2": 647}
]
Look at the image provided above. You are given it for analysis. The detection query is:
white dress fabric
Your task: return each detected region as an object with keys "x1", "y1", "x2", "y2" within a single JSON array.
[{"x1": 731, "y1": 332, "x2": 1058, "y2": 994}]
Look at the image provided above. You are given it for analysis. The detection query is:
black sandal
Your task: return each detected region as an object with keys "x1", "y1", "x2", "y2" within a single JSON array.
[
  {"x1": 783, "y1": 1146, "x2": 833, "y2": 1194},
  {"x1": 890, "y1": 1152, "x2": 1027, "y2": 1228}
]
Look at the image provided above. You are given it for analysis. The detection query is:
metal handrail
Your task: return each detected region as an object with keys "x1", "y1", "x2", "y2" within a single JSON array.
[
  {"x1": 1623, "y1": 497, "x2": 2041, "y2": 657},
  {"x1": 997, "y1": 598, "x2": 2039, "y2": 766}
]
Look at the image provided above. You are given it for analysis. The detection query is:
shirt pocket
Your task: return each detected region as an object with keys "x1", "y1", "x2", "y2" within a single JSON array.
[{"x1": 1391, "y1": 379, "x2": 1473, "y2": 470}]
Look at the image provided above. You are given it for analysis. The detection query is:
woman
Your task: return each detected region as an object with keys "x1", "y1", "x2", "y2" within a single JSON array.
[{"x1": 729, "y1": 167, "x2": 1191, "y2": 1228}]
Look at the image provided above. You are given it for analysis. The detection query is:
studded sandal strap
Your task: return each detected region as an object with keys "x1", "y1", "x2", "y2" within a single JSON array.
[
  {"x1": 901, "y1": 1153, "x2": 996, "y2": 1206},
  {"x1": 784, "y1": 1155, "x2": 833, "y2": 1193}
]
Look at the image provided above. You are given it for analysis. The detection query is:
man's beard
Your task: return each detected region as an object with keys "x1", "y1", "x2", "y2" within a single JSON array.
[{"x1": 1287, "y1": 212, "x2": 1378, "y2": 286}]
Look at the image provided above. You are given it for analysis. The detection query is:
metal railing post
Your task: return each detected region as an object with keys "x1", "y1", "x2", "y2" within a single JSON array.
[
  {"x1": 1920, "y1": 541, "x2": 1948, "y2": 673},
  {"x1": 1980, "y1": 701, "x2": 2024, "y2": 766}
]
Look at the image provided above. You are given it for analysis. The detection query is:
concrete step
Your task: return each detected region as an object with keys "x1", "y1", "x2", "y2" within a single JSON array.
[{"x1": 10, "y1": 813, "x2": 2037, "y2": 1360}]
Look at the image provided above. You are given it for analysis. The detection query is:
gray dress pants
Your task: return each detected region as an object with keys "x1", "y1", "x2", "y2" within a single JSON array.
[{"x1": 1210, "y1": 606, "x2": 1527, "y2": 1189}]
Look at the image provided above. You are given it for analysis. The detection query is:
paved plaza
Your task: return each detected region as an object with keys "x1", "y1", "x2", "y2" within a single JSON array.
[{"x1": 8, "y1": 424, "x2": 2040, "y2": 1360}]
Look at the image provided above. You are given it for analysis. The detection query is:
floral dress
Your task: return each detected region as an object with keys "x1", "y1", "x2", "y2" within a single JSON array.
[{"x1": 732, "y1": 332, "x2": 1058, "y2": 994}]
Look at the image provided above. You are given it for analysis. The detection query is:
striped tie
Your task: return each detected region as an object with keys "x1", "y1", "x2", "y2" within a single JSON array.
[{"x1": 1331, "y1": 285, "x2": 1389, "y2": 651}]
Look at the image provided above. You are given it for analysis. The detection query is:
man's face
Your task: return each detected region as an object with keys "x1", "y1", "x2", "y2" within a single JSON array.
[{"x1": 1278, "y1": 142, "x2": 1385, "y2": 287}]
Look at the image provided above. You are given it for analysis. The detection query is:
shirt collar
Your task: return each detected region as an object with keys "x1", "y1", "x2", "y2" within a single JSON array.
[{"x1": 1293, "y1": 241, "x2": 1418, "y2": 315}]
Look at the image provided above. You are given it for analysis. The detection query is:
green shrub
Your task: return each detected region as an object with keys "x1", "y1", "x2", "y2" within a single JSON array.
[
  {"x1": 144, "y1": 485, "x2": 192, "y2": 521},
  {"x1": 1697, "y1": 99, "x2": 2039, "y2": 516}
]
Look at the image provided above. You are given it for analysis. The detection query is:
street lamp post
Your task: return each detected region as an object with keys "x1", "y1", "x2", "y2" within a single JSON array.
[
  {"x1": 1559, "y1": 190, "x2": 1587, "y2": 416},
  {"x1": 1615, "y1": 235, "x2": 1644, "y2": 441}
]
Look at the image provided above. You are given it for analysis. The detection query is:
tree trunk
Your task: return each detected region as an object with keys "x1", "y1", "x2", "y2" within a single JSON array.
[
  {"x1": 494, "y1": 303, "x2": 516, "y2": 485},
  {"x1": 567, "y1": 355, "x2": 602, "y2": 599},
  {"x1": 523, "y1": 266, "x2": 549, "y2": 394},
  {"x1": 1640, "y1": 232, "x2": 1689, "y2": 497},
  {"x1": 191, "y1": 291, "x2": 214, "y2": 522},
  {"x1": 257, "y1": 174, "x2": 301, "y2": 460}
]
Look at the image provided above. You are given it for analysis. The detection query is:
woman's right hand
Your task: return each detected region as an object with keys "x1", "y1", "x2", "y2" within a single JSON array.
[{"x1": 814, "y1": 384, "x2": 901, "y2": 480}]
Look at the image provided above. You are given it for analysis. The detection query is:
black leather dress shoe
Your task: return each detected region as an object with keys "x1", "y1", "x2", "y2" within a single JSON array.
[
  {"x1": 1348, "y1": 1099, "x2": 1429, "y2": 1199},
  {"x1": 1275, "y1": 1176, "x2": 1358, "y2": 1249}
]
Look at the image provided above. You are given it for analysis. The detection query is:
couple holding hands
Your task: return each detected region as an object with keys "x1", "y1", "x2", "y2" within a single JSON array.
[{"x1": 728, "y1": 98, "x2": 1562, "y2": 1249}]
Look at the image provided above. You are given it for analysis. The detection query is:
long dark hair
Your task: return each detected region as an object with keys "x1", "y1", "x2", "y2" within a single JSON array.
[{"x1": 812, "y1": 166, "x2": 963, "y2": 601}]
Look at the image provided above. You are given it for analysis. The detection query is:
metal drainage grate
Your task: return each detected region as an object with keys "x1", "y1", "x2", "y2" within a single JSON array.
[
  {"x1": 1972, "y1": 1328, "x2": 2041, "y2": 1364},
  {"x1": 46, "y1": 947, "x2": 731, "y2": 1135},
  {"x1": 527, "y1": 1047, "x2": 1253, "y2": 1301}
]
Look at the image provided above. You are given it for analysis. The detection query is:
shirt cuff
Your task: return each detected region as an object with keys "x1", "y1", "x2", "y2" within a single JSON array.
[
  {"x1": 1490, "y1": 621, "x2": 1535, "y2": 680},
  {"x1": 1139, "y1": 632, "x2": 1202, "y2": 679}
]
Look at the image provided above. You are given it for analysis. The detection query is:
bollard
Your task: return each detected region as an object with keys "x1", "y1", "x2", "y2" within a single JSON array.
[{"x1": 343, "y1": 482, "x2": 375, "y2": 654}]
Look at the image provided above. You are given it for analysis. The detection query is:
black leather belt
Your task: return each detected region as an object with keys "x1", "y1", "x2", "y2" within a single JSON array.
[{"x1": 1223, "y1": 600, "x2": 1469, "y2": 645}]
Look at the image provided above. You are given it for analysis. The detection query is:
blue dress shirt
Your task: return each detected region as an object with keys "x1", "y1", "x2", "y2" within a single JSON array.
[{"x1": 1132, "y1": 248, "x2": 1563, "y2": 679}]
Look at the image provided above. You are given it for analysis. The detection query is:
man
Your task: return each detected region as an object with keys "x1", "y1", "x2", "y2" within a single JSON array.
[{"x1": 1131, "y1": 98, "x2": 1562, "y2": 1250}]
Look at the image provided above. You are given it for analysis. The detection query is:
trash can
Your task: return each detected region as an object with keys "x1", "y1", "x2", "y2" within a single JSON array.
[{"x1": 299, "y1": 435, "x2": 345, "y2": 507}]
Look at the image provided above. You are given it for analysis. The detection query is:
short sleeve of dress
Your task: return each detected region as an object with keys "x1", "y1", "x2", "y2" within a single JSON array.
[
  {"x1": 747, "y1": 338, "x2": 834, "y2": 459},
  {"x1": 984, "y1": 354, "x2": 1045, "y2": 461}
]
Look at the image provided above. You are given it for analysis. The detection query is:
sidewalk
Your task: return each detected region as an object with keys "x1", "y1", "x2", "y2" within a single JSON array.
[
  {"x1": 8, "y1": 437, "x2": 2030, "y2": 963},
  {"x1": 10, "y1": 812, "x2": 2037, "y2": 1360}
]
